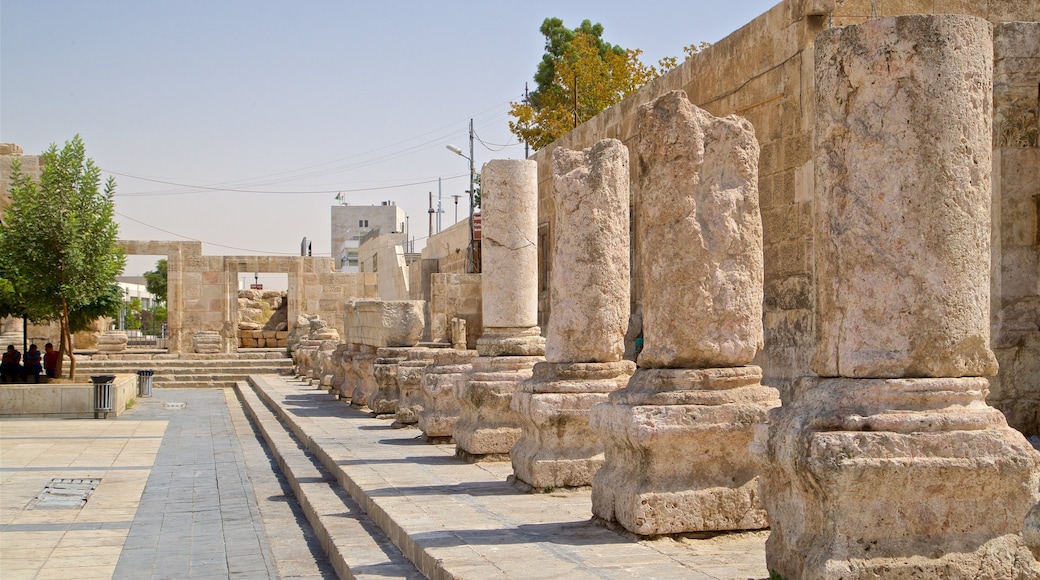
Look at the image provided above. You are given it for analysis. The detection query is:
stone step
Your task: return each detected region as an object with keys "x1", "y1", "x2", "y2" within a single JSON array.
[
  {"x1": 242, "y1": 375, "x2": 769, "y2": 579},
  {"x1": 233, "y1": 381, "x2": 423, "y2": 579}
]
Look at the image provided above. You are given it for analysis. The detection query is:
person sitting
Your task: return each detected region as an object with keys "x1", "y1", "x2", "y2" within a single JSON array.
[
  {"x1": 43, "y1": 343, "x2": 59, "y2": 379},
  {"x1": 1, "y1": 345, "x2": 21, "y2": 383},
  {"x1": 23, "y1": 344, "x2": 42, "y2": 383}
]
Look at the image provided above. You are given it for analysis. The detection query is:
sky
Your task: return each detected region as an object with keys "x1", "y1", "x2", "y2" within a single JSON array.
[{"x1": 2, "y1": 0, "x2": 778, "y2": 286}]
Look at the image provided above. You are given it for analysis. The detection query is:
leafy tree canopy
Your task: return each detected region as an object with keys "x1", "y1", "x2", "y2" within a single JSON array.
[
  {"x1": 509, "y1": 17, "x2": 710, "y2": 150},
  {"x1": 144, "y1": 259, "x2": 168, "y2": 304},
  {"x1": 0, "y1": 135, "x2": 125, "y2": 378}
]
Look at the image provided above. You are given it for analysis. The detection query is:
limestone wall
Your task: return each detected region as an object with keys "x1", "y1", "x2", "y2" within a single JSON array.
[
  {"x1": 990, "y1": 22, "x2": 1040, "y2": 434},
  {"x1": 429, "y1": 273, "x2": 482, "y2": 349},
  {"x1": 343, "y1": 300, "x2": 424, "y2": 348},
  {"x1": 529, "y1": 0, "x2": 1039, "y2": 401}
]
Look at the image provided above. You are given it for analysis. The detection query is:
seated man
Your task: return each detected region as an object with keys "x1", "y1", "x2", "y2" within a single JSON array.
[
  {"x1": 23, "y1": 344, "x2": 42, "y2": 383},
  {"x1": 1, "y1": 345, "x2": 21, "y2": 383},
  {"x1": 43, "y1": 343, "x2": 59, "y2": 379}
]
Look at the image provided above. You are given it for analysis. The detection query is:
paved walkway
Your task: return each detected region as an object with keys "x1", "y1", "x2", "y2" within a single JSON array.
[
  {"x1": 0, "y1": 388, "x2": 334, "y2": 580},
  {"x1": 247, "y1": 375, "x2": 770, "y2": 579}
]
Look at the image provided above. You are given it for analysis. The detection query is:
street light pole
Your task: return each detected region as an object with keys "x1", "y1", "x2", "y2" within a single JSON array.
[{"x1": 447, "y1": 118, "x2": 478, "y2": 272}]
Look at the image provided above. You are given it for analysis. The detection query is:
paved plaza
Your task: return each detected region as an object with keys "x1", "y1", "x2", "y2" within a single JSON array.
[
  {"x1": 0, "y1": 388, "x2": 333, "y2": 579},
  {"x1": 1, "y1": 379, "x2": 770, "y2": 579}
]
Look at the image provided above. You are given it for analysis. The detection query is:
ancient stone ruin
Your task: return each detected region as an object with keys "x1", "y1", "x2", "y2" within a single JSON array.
[
  {"x1": 590, "y1": 90, "x2": 781, "y2": 536},
  {"x1": 511, "y1": 139, "x2": 634, "y2": 489},
  {"x1": 755, "y1": 15, "x2": 1040, "y2": 578},
  {"x1": 454, "y1": 159, "x2": 546, "y2": 461}
]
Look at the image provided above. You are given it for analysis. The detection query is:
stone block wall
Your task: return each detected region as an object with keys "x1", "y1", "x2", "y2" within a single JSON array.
[
  {"x1": 529, "y1": 0, "x2": 1039, "y2": 403},
  {"x1": 989, "y1": 22, "x2": 1040, "y2": 434},
  {"x1": 429, "y1": 273, "x2": 482, "y2": 349}
]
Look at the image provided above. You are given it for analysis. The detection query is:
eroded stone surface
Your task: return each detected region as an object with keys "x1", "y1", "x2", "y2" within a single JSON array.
[
  {"x1": 368, "y1": 347, "x2": 411, "y2": 415},
  {"x1": 755, "y1": 376, "x2": 1040, "y2": 579},
  {"x1": 511, "y1": 361, "x2": 634, "y2": 489},
  {"x1": 547, "y1": 140, "x2": 630, "y2": 363},
  {"x1": 344, "y1": 300, "x2": 424, "y2": 348},
  {"x1": 418, "y1": 349, "x2": 477, "y2": 439},
  {"x1": 635, "y1": 90, "x2": 763, "y2": 369},
  {"x1": 591, "y1": 366, "x2": 779, "y2": 535},
  {"x1": 347, "y1": 347, "x2": 377, "y2": 407},
  {"x1": 453, "y1": 355, "x2": 541, "y2": 459},
  {"x1": 393, "y1": 348, "x2": 438, "y2": 427},
  {"x1": 812, "y1": 14, "x2": 998, "y2": 378}
]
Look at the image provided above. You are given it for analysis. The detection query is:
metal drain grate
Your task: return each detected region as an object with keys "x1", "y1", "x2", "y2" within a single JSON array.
[
  {"x1": 163, "y1": 402, "x2": 186, "y2": 410},
  {"x1": 27, "y1": 478, "x2": 100, "y2": 509}
]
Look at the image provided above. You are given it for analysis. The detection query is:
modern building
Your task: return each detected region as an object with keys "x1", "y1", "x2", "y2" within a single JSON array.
[{"x1": 330, "y1": 201, "x2": 407, "y2": 272}]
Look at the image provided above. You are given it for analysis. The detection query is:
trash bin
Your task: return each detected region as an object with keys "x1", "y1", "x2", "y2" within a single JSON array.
[
  {"x1": 90, "y1": 375, "x2": 116, "y2": 419},
  {"x1": 136, "y1": 369, "x2": 155, "y2": 398}
]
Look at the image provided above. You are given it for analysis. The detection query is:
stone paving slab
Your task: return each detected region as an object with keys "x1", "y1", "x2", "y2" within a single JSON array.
[{"x1": 248, "y1": 375, "x2": 770, "y2": 580}]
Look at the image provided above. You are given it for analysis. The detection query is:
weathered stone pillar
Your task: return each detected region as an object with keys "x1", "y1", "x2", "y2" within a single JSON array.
[
  {"x1": 369, "y1": 346, "x2": 409, "y2": 416},
  {"x1": 454, "y1": 159, "x2": 545, "y2": 460},
  {"x1": 419, "y1": 348, "x2": 477, "y2": 442},
  {"x1": 511, "y1": 140, "x2": 635, "y2": 489},
  {"x1": 394, "y1": 347, "x2": 439, "y2": 427},
  {"x1": 590, "y1": 90, "x2": 779, "y2": 535},
  {"x1": 756, "y1": 15, "x2": 1040, "y2": 579}
]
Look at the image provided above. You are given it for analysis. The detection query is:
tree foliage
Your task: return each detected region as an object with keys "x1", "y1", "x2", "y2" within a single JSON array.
[
  {"x1": 144, "y1": 259, "x2": 168, "y2": 304},
  {"x1": 0, "y1": 135, "x2": 125, "y2": 379},
  {"x1": 509, "y1": 17, "x2": 711, "y2": 151}
]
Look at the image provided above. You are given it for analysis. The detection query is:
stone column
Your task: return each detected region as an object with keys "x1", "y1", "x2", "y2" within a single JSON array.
[
  {"x1": 756, "y1": 15, "x2": 1040, "y2": 579},
  {"x1": 590, "y1": 90, "x2": 780, "y2": 535},
  {"x1": 347, "y1": 346, "x2": 377, "y2": 407},
  {"x1": 511, "y1": 139, "x2": 635, "y2": 489},
  {"x1": 418, "y1": 348, "x2": 478, "y2": 442},
  {"x1": 394, "y1": 347, "x2": 438, "y2": 427},
  {"x1": 454, "y1": 159, "x2": 545, "y2": 460}
]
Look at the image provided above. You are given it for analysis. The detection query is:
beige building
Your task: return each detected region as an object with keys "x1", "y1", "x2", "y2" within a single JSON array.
[{"x1": 331, "y1": 202, "x2": 407, "y2": 272}]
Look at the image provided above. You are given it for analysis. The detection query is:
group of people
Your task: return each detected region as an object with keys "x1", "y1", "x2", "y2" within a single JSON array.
[{"x1": 1, "y1": 343, "x2": 59, "y2": 383}]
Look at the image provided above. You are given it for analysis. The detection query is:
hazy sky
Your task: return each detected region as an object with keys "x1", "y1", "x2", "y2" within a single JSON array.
[{"x1": 2, "y1": 0, "x2": 778, "y2": 283}]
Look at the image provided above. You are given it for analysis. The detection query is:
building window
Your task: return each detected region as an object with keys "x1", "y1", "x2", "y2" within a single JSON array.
[{"x1": 358, "y1": 219, "x2": 369, "y2": 228}]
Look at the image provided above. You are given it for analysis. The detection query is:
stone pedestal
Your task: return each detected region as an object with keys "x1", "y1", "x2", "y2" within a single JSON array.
[
  {"x1": 419, "y1": 349, "x2": 477, "y2": 441},
  {"x1": 347, "y1": 346, "x2": 377, "y2": 408},
  {"x1": 97, "y1": 331, "x2": 128, "y2": 353},
  {"x1": 394, "y1": 348, "x2": 438, "y2": 427},
  {"x1": 511, "y1": 361, "x2": 634, "y2": 489},
  {"x1": 369, "y1": 347, "x2": 409, "y2": 415},
  {"x1": 591, "y1": 366, "x2": 779, "y2": 535},
  {"x1": 754, "y1": 377, "x2": 1040, "y2": 578},
  {"x1": 453, "y1": 355, "x2": 542, "y2": 461}
]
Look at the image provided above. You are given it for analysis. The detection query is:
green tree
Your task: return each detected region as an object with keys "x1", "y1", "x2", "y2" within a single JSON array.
[
  {"x1": 509, "y1": 18, "x2": 660, "y2": 150},
  {"x1": 126, "y1": 296, "x2": 142, "y2": 330},
  {"x1": 143, "y1": 259, "x2": 167, "y2": 305},
  {"x1": 0, "y1": 135, "x2": 125, "y2": 379}
]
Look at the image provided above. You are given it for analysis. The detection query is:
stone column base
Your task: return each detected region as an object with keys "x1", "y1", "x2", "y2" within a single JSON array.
[
  {"x1": 368, "y1": 347, "x2": 410, "y2": 415},
  {"x1": 590, "y1": 366, "x2": 779, "y2": 536},
  {"x1": 754, "y1": 376, "x2": 1040, "y2": 579},
  {"x1": 453, "y1": 355, "x2": 543, "y2": 461},
  {"x1": 511, "y1": 360, "x2": 635, "y2": 489},
  {"x1": 347, "y1": 346, "x2": 377, "y2": 408},
  {"x1": 394, "y1": 348, "x2": 437, "y2": 427},
  {"x1": 476, "y1": 327, "x2": 545, "y2": 357},
  {"x1": 419, "y1": 349, "x2": 477, "y2": 441}
]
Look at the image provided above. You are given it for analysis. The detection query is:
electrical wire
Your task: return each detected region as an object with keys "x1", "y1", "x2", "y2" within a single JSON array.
[{"x1": 110, "y1": 173, "x2": 467, "y2": 197}]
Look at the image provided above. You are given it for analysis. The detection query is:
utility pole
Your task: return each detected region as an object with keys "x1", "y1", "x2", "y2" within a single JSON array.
[
  {"x1": 524, "y1": 83, "x2": 530, "y2": 158},
  {"x1": 428, "y1": 191, "x2": 434, "y2": 240},
  {"x1": 452, "y1": 195, "x2": 460, "y2": 223},
  {"x1": 437, "y1": 177, "x2": 444, "y2": 233}
]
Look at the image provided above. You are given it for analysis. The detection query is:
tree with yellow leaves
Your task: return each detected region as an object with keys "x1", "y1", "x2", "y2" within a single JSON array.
[{"x1": 509, "y1": 17, "x2": 709, "y2": 151}]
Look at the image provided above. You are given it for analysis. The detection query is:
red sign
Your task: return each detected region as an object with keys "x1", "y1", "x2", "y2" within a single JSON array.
[
  {"x1": 250, "y1": 284, "x2": 263, "y2": 290},
  {"x1": 472, "y1": 213, "x2": 482, "y2": 240}
]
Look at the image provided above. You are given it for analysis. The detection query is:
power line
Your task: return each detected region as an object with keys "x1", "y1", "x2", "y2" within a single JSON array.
[{"x1": 110, "y1": 173, "x2": 466, "y2": 197}]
